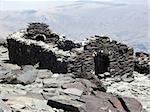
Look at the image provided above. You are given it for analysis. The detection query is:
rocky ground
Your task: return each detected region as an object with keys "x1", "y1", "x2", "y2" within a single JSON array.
[
  {"x1": 0, "y1": 46, "x2": 149, "y2": 112},
  {"x1": 101, "y1": 72, "x2": 150, "y2": 112}
]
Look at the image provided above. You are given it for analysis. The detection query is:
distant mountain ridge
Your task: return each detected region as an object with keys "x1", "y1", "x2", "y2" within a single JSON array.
[{"x1": 0, "y1": 0, "x2": 149, "y2": 52}]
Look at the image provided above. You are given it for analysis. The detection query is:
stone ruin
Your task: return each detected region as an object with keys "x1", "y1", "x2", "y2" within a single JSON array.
[
  {"x1": 7, "y1": 23, "x2": 136, "y2": 81},
  {"x1": 2, "y1": 22, "x2": 149, "y2": 112},
  {"x1": 71, "y1": 36, "x2": 134, "y2": 81}
]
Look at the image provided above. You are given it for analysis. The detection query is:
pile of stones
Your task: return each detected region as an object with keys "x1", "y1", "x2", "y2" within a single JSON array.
[
  {"x1": 134, "y1": 52, "x2": 150, "y2": 74},
  {"x1": 26, "y1": 23, "x2": 52, "y2": 37},
  {"x1": 0, "y1": 63, "x2": 145, "y2": 112},
  {"x1": 25, "y1": 23, "x2": 60, "y2": 43}
]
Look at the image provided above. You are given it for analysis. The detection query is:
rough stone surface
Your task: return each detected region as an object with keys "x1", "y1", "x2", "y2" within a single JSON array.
[
  {"x1": 101, "y1": 71, "x2": 150, "y2": 112},
  {"x1": 71, "y1": 36, "x2": 134, "y2": 81},
  {"x1": 134, "y1": 52, "x2": 150, "y2": 74},
  {"x1": 0, "y1": 44, "x2": 147, "y2": 112},
  {"x1": 0, "y1": 46, "x2": 145, "y2": 111},
  {"x1": 0, "y1": 23, "x2": 148, "y2": 112},
  {"x1": 7, "y1": 23, "x2": 135, "y2": 82},
  {"x1": 62, "y1": 88, "x2": 83, "y2": 97}
]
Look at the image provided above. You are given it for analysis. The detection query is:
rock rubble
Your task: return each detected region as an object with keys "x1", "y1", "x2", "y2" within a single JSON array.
[
  {"x1": 0, "y1": 46, "x2": 146, "y2": 112},
  {"x1": 0, "y1": 67, "x2": 144, "y2": 112},
  {"x1": 0, "y1": 23, "x2": 149, "y2": 111}
]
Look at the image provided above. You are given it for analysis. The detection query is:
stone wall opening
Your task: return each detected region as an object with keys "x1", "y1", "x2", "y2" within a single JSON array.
[
  {"x1": 94, "y1": 53, "x2": 109, "y2": 75},
  {"x1": 35, "y1": 34, "x2": 46, "y2": 41}
]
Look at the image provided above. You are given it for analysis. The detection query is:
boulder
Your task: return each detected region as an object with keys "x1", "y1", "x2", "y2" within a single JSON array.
[{"x1": 17, "y1": 65, "x2": 38, "y2": 85}]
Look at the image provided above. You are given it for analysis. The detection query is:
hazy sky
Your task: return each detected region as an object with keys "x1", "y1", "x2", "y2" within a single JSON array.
[
  {"x1": 0, "y1": 0, "x2": 112, "y2": 2},
  {"x1": 0, "y1": 0, "x2": 148, "y2": 11},
  {"x1": 0, "y1": 0, "x2": 87, "y2": 11},
  {"x1": 0, "y1": 0, "x2": 66, "y2": 10}
]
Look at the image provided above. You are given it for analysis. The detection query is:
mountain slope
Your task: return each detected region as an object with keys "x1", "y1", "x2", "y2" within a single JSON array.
[{"x1": 0, "y1": 0, "x2": 149, "y2": 52}]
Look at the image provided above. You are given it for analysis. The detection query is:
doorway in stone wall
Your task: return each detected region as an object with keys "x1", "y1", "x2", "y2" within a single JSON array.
[{"x1": 94, "y1": 52, "x2": 109, "y2": 75}]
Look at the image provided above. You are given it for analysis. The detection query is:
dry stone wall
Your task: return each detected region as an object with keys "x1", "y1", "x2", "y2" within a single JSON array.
[
  {"x1": 7, "y1": 23, "x2": 136, "y2": 82},
  {"x1": 69, "y1": 36, "x2": 134, "y2": 81},
  {"x1": 7, "y1": 32, "x2": 69, "y2": 74}
]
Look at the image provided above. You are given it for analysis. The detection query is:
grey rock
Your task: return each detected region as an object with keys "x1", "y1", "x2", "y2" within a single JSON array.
[
  {"x1": 0, "y1": 100, "x2": 12, "y2": 112},
  {"x1": 134, "y1": 52, "x2": 150, "y2": 74},
  {"x1": 104, "y1": 72, "x2": 111, "y2": 76},
  {"x1": 0, "y1": 108, "x2": 4, "y2": 112},
  {"x1": 17, "y1": 65, "x2": 38, "y2": 84},
  {"x1": 98, "y1": 73, "x2": 105, "y2": 78},
  {"x1": 37, "y1": 69, "x2": 53, "y2": 79},
  {"x1": 121, "y1": 73, "x2": 134, "y2": 82},
  {"x1": 0, "y1": 23, "x2": 147, "y2": 112},
  {"x1": 62, "y1": 88, "x2": 83, "y2": 97}
]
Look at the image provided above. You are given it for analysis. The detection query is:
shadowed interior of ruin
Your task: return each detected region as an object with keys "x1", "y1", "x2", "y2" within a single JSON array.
[
  {"x1": 94, "y1": 53, "x2": 110, "y2": 75},
  {"x1": 35, "y1": 35, "x2": 45, "y2": 41}
]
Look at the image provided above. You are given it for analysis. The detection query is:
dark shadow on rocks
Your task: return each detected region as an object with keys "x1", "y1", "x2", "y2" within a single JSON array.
[
  {"x1": 47, "y1": 100, "x2": 80, "y2": 112},
  {"x1": 2, "y1": 59, "x2": 15, "y2": 64}
]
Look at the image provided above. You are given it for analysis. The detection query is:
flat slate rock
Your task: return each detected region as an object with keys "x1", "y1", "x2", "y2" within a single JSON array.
[{"x1": 63, "y1": 88, "x2": 83, "y2": 97}]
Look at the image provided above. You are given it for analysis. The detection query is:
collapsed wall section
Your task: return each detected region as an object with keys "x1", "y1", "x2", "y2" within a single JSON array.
[
  {"x1": 70, "y1": 36, "x2": 134, "y2": 80},
  {"x1": 24, "y1": 23, "x2": 59, "y2": 43},
  {"x1": 7, "y1": 31, "x2": 71, "y2": 74}
]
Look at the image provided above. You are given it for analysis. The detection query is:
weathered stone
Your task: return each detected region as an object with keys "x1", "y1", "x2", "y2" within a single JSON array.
[
  {"x1": 17, "y1": 65, "x2": 37, "y2": 84},
  {"x1": 7, "y1": 23, "x2": 136, "y2": 82},
  {"x1": 37, "y1": 69, "x2": 53, "y2": 79},
  {"x1": 0, "y1": 23, "x2": 148, "y2": 112},
  {"x1": 121, "y1": 73, "x2": 134, "y2": 82},
  {"x1": 0, "y1": 100, "x2": 12, "y2": 112},
  {"x1": 121, "y1": 97, "x2": 143, "y2": 112},
  {"x1": 62, "y1": 88, "x2": 83, "y2": 97},
  {"x1": 57, "y1": 40, "x2": 76, "y2": 51},
  {"x1": 0, "y1": 108, "x2": 4, "y2": 112},
  {"x1": 134, "y1": 52, "x2": 150, "y2": 74}
]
